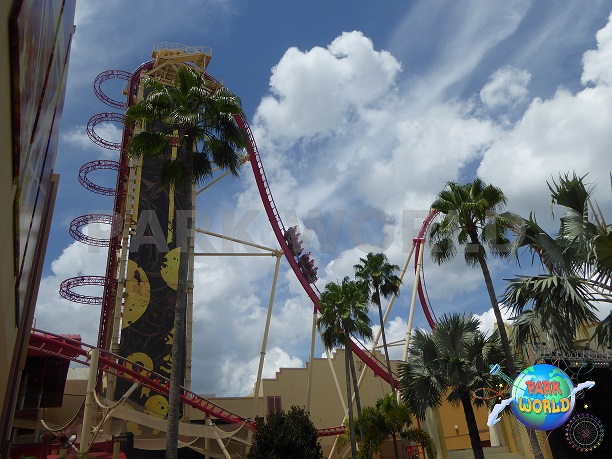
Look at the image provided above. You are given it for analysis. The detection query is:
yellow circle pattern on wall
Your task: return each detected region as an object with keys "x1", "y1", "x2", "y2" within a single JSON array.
[
  {"x1": 161, "y1": 247, "x2": 180, "y2": 291},
  {"x1": 122, "y1": 259, "x2": 150, "y2": 329},
  {"x1": 145, "y1": 394, "x2": 169, "y2": 418},
  {"x1": 125, "y1": 351, "x2": 154, "y2": 374}
]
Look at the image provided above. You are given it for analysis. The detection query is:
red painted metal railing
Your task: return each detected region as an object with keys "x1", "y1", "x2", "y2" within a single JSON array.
[{"x1": 28, "y1": 330, "x2": 256, "y2": 428}]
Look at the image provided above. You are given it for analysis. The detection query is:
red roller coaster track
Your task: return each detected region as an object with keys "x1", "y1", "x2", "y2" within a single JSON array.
[
  {"x1": 27, "y1": 329, "x2": 344, "y2": 437},
  {"x1": 27, "y1": 330, "x2": 257, "y2": 429},
  {"x1": 238, "y1": 112, "x2": 439, "y2": 385},
  {"x1": 415, "y1": 210, "x2": 438, "y2": 329},
  {"x1": 98, "y1": 61, "x2": 153, "y2": 352},
  {"x1": 51, "y1": 60, "x2": 439, "y2": 441}
]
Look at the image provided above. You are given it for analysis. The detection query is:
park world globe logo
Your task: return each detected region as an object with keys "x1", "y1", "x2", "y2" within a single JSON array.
[
  {"x1": 488, "y1": 363, "x2": 595, "y2": 431},
  {"x1": 511, "y1": 364, "x2": 575, "y2": 430}
]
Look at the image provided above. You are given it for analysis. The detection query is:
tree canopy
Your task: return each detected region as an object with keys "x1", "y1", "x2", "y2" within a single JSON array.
[
  {"x1": 399, "y1": 313, "x2": 504, "y2": 459},
  {"x1": 503, "y1": 173, "x2": 612, "y2": 349},
  {"x1": 247, "y1": 406, "x2": 323, "y2": 459}
]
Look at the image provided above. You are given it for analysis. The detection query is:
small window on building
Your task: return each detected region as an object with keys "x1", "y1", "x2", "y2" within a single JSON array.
[{"x1": 266, "y1": 396, "x2": 281, "y2": 415}]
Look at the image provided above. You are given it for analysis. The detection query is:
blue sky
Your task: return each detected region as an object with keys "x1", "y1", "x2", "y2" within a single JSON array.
[{"x1": 36, "y1": 1, "x2": 612, "y2": 397}]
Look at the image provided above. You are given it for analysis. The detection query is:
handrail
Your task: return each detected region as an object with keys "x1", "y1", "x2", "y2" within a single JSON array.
[{"x1": 154, "y1": 42, "x2": 212, "y2": 56}]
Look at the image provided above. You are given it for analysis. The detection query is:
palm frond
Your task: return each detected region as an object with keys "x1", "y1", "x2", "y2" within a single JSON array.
[
  {"x1": 548, "y1": 172, "x2": 591, "y2": 217},
  {"x1": 430, "y1": 237, "x2": 456, "y2": 264},
  {"x1": 511, "y1": 311, "x2": 544, "y2": 351},
  {"x1": 400, "y1": 312, "x2": 506, "y2": 425},
  {"x1": 192, "y1": 152, "x2": 213, "y2": 184},
  {"x1": 402, "y1": 427, "x2": 438, "y2": 459},
  {"x1": 531, "y1": 231, "x2": 572, "y2": 274},
  {"x1": 503, "y1": 274, "x2": 601, "y2": 349},
  {"x1": 126, "y1": 66, "x2": 249, "y2": 187},
  {"x1": 430, "y1": 179, "x2": 513, "y2": 270},
  {"x1": 125, "y1": 101, "x2": 158, "y2": 123},
  {"x1": 175, "y1": 66, "x2": 201, "y2": 96},
  {"x1": 160, "y1": 158, "x2": 184, "y2": 188},
  {"x1": 463, "y1": 245, "x2": 481, "y2": 267},
  {"x1": 317, "y1": 278, "x2": 372, "y2": 350},
  {"x1": 205, "y1": 137, "x2": 243, "y2": 176},
  {"x1": 593, "y1": 227, "x2": 612, "y2": 281},
  {"x1": 398, "y1": 360, "x2": 446, "y2": 420},
  {"x1": 590, "y1": 311, "x2": 612, "y2": 349},
  {"x1": 127, "y1": 131, "x2": 168, "y2": 158}
]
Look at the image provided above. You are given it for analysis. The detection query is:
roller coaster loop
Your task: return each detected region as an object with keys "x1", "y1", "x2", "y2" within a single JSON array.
[
  {"x1": 59, "y1": 276, "x2": 114, "y2": 305},
  {"x1": 94, "y1": 70, "x2": 132, "y2": 109},
  {"x1": 86, "y1": 112, "x2": 125, "y2": 150},
  {"x1": 78, "y1": 160, "x2": 121, "y2": 196},
  {"x1": 68, "y1": 214, "x2": 122, "y2": 247}
]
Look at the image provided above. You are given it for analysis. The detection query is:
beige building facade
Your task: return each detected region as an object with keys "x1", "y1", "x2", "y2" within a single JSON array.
[{"x1": 30, "y1": 348, "x2": 555, "y2": 459}]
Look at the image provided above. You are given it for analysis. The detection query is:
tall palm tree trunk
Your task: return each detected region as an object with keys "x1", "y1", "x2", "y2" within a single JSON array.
[
  {"x1": 472, "y1": 240, "x2": 516, "y2": 376},
  {"x1": 166, "y1": 144, "x2": 194, "y2": 459},
  {"x1": 375, "y1": 293, "x2": 401, "y2": 459},
  {"x1": 459, "y1": 390, "x2": 485, "y2": 459},
  {"x1": 375, "y1": 294, "x2": 396, "y2": 390},
  {"x1": 345, "y1": 347, "x2": 358, "y2": 458},
  {"x1": 474, "y1": 242, "x2": 544, "y2": 459}
]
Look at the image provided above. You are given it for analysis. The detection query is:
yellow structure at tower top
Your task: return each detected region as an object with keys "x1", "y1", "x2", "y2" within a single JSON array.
[{"x1": 145, "y1": 42, "x2": 215, "y2": 86}]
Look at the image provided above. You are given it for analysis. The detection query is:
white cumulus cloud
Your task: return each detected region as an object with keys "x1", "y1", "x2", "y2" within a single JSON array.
[
  {"x1": 480, "y1": 66, "x2": 531, "y2": 108},
  {"x1": 582, "y1": 12, "x2": 612, "y2": 86},
  {"x1": 255, "y1": 31, "x2": 401, "y2": 141}
]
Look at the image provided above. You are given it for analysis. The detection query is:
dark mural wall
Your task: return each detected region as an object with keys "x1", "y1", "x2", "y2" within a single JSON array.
[{"x1": 116, "y1": 130, "x2": 190, "y2": 422}]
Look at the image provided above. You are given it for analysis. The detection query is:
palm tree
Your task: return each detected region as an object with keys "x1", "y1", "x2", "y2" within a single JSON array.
[
  {"x1": 125, "y1": 66, "x2": 248, "y2": 459},
  {"x1": 429, "y1": 179, "x2": 518, "y2": 376},
  {"x1": 354, "y1": 253, "x2": 402, "y2": 388},
  {"x1": 318, "y1": 277, "x2": 373, "y2": 458},
  {"x1": 398, "y1": 313, "x2": 504, "y2": 459},
  {"x1": 353, "y1": 252, "x2": 402, "y2": 457},
  {"x1": 502, "y1": 173, "x2": 612, "y2": 349},
  {"x1": 355, "y1": 393, "x2": 437, "y2": 459},
  {"x1": 430, "y1": 180, "x2": 550, "y2": 459}
]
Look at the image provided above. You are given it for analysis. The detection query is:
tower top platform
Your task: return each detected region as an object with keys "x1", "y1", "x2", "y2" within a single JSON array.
[{"x1": 145, "y1": 42, "x2": 214, "y2": 86}]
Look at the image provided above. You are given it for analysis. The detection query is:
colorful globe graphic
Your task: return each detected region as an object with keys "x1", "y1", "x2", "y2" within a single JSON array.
[{"x1": 510, "y1": 364, "x2": 576, "y2": 430}]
